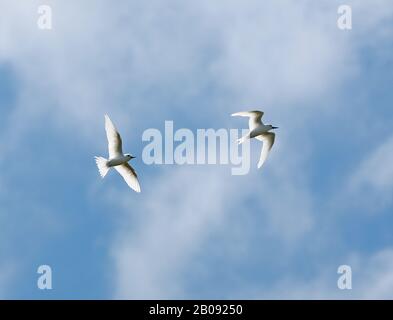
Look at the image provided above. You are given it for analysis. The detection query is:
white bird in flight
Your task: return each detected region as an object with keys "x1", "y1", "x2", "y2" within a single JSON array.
[
  {"x1": 231, "y1": 110, "x2": 278, "y2": 169},
  {"x1": 95, "y1": 115, "x2": 141, "y2": 192}
]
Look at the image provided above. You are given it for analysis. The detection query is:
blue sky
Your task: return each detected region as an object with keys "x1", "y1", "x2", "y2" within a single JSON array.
[{"x1": 1, "y1": 0, "x2": 393, "y2": 299}]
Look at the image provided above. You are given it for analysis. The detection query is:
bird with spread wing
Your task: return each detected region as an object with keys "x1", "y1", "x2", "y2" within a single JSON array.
[
  {"x1": 95, "y1": 115, "x2": 141, "y2": 192},
  {"x1": 231, "y1": 110, "x2": 278, "y2": 169}
]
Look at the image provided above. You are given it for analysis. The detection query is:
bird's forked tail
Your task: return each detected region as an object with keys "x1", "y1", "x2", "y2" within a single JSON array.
[{"x1": 95, "y1": 156, "x2": 109, "y2": 178}]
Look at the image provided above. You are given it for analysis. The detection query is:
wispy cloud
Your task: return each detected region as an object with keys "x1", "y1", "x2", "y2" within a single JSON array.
[
  {"x1": 0, "y1": 0, "x2": 392, "y2": 299},
  {"x1": 349, "y1": 134, "x2": 393, "y2": 209},
  {"x1": 254, "y1": 248, "x2": 393, "y2": 299}
]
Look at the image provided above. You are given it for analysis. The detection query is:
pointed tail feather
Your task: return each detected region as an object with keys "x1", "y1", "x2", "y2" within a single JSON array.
[{"x1": 95, "y1": 156, "x2": 109, "y2": 178}]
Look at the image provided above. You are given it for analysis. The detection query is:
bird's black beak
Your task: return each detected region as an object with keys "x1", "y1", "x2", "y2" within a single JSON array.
[
  {"x1": 131, "y1": 156, "x2": 136, "y2": 159},
  {"x1": 272, "y1": 126, "x2": 279, "y2": 129}
]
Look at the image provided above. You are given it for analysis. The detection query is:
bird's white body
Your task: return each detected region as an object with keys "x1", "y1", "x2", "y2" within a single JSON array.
[
  {"x1": 249, "y1": 124, "x2": 272, "y2": 138},
  {"x1": 95, "y1": 115, "x2": 141, "y2": 192},
  {"x1": 231, "y1": 110, "x2": 277, "y2": 169},
  {"x1": 107, "y1": 155, "x2": 132, "y2": 167}
]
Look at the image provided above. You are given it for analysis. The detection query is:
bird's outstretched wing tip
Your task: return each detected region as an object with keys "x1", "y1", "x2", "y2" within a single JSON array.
[{"x1": 131, "y1": 184, "x2": 141, "y2": 193}]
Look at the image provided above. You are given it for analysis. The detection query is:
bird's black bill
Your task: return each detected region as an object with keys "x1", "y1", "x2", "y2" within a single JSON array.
[{"x1": 272, "y1": 126, "x2": 279, "y2": 129}]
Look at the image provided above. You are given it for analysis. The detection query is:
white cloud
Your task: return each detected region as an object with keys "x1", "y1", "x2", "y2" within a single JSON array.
[
  {"x1": 111, "y1": 153, "x2": 315, "y2": 298},
  {"x1": 1, "y1": 0, "x2": 393, "y2": 298},
  {"x1": 352, "y1": 134, "x2": 393, "y2": 190},
  {"x1": 112, "y1": 167, "x2": 230, "y2": 298},
  {"x1": 348, "y1": 134, "x2": 393, "y2": 209},
  {"x1": 359, "y1": 249, "x2": 393, "y2": 299},
  {"x1": 254, "y1": 248, "x2": 393, "y2": 299},
  {"x1": 107, "y1": 1, "x2": 393, "y2": 299}
]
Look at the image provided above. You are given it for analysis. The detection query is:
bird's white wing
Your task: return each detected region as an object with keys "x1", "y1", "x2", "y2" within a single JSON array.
[
  {"x1": 105, "y1": 114, "x2": 123, "y2": 158},
  {"x1": 231, "y1": 110, "x2": 264, "y2": 130},
  {"x1": 115, "y1": 163, "x2": 141, "y2": 192},
  {"x1": 256, "y1": 132, "x2": 275, "y2": 169}
]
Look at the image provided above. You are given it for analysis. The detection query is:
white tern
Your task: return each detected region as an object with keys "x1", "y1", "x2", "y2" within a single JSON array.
[
  {"x1": 95, "y1": 115, "x2": 141, "y2": 192},
  {"x1": 231, "y1": 110, "x2": 278, "y2": 169}
]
